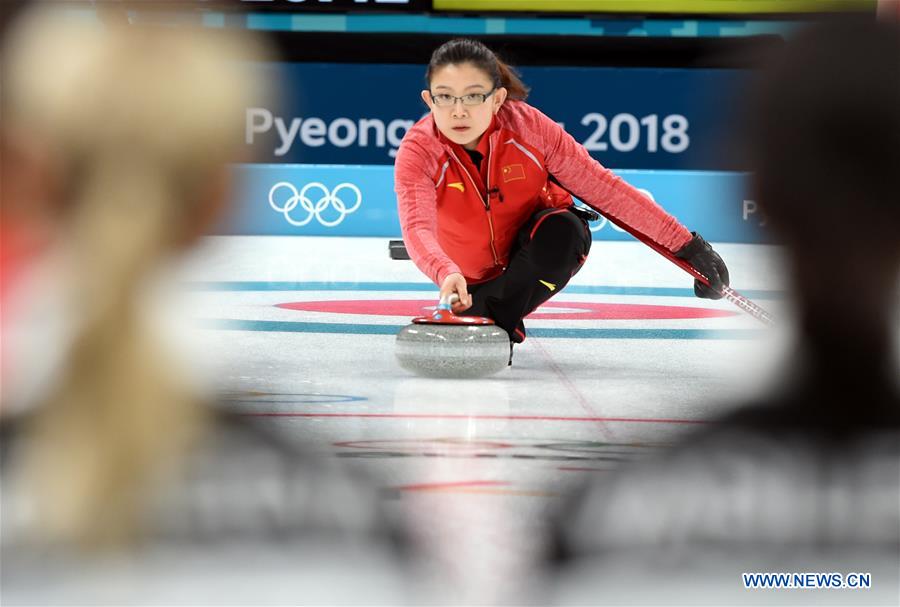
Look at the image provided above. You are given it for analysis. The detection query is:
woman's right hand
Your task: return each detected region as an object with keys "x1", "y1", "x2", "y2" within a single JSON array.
[{"x1": 440, "y1": 273, "x2": 471, "y2": 313}]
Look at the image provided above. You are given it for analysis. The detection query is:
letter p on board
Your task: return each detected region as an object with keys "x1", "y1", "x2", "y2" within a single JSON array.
[{"x1": 246, "y1": 108, "x2": 274, "y2": 144}]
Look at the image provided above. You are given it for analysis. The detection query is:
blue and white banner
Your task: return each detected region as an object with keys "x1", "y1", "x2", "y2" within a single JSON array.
[
  {"x1": 223, "y1": 163, "x2": 769, "y2": 243},
  {"x1": 244, "y1": 63, "x2": 747, "y2": 171}
]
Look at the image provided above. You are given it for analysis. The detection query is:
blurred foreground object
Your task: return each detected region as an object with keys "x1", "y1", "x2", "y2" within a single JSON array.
[
  {"x1": 551, "y1": 17, "x2": 900, "y2": 606},
  {"x1": 1, "y1": 6, "x2": 415, "y2": 604}
]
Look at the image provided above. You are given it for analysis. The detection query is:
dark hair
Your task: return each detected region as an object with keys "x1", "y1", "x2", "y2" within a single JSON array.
[
  {"x1": 426, "y1": 38, "x2": 529, "y2": 101},
  {"x1": 746, "y1": 19, "x2": 900, "y2": 249},
  {"x1": 744, "y1": 18, "x2": 900, "y2": 369}
]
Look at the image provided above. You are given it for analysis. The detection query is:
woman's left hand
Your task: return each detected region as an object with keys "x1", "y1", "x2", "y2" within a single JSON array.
[{"x1": 675, "y1": 232, "x2": 730, "y2": 299}]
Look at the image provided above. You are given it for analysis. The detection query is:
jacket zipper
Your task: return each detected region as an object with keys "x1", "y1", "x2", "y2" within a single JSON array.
[
  {"x1": 447, "y1": 144, "x2": 501, "y2": 268},
  {"x1": 485, "y1": 138, "x2": 501, "y2": 268}
]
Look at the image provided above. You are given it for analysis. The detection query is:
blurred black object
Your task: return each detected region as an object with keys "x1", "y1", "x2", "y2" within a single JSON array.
[
  {"x1": 389, "y1": 240, "x2": 411, "y2": 260},
  {"x1": 550, "y1": 17, "x2": 900, "y2": 605}
]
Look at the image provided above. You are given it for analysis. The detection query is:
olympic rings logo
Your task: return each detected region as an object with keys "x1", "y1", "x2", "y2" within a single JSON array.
[{"x1": 268, "y1": 182, "x2": 362, "y2": 228}]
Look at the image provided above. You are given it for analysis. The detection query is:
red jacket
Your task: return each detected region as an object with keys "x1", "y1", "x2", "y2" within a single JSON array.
[{"x1": 394, "y1": 100, "x2": 692, "y2": 285}]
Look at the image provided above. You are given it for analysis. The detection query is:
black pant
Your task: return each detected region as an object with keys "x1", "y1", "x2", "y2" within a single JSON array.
[{"x1": 467, "y1": 207, "x2": 592, "y2": 343}]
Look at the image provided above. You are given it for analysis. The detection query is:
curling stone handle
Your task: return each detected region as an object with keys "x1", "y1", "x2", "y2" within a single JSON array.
[{"x1": 437, "y1": 293, "x2": 460, "y2": 311}]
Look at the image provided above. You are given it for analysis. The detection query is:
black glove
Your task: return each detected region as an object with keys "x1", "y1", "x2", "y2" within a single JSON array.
[{"x1": 674, "y1": 232, "x2": 729, "y2": 300}]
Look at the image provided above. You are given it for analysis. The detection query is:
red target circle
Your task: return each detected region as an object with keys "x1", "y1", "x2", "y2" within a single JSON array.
[{"x1": 276, "y1": 299, "x2": 736, "y2": 320}]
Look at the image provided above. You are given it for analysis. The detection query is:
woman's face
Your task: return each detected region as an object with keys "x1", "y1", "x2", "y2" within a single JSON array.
[{"x1": 422, "y1": 62, "x2": 507, "y2": 150}]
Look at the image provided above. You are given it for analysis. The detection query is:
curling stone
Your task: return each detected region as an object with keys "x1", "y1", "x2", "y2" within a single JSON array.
[{"x1": 395, "y1": 294, "x2": 510, "y2": 379}]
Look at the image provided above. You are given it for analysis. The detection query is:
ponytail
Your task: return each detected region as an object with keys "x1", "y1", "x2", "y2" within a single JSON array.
[
  {"x1": 495, "y1": 58, "x2": 529, "y2": 100},
  {"x1": 426, "y1": 38, "x2": 529, "y2": 101},
  {"x1": 3, "y1": 10, "x2": 266, "y2": 548}
]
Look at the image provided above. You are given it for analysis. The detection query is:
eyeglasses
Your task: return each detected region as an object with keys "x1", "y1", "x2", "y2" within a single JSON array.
[{"x1": 429, "y1": 89, "x2": 495, "y2": 108}]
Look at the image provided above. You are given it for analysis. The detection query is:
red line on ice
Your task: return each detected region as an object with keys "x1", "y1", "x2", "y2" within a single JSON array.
[
  {"x1": 393, "y1": 480, "x2": 509, "y2": 492},
  {"x1": 241, "y1": 411, "x2": 706, "y2": 424}
]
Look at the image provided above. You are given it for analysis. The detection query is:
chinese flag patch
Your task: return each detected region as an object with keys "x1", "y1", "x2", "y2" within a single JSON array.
[{"x1": 502, "y1": 164, "x2": 526, "y2": 183}]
